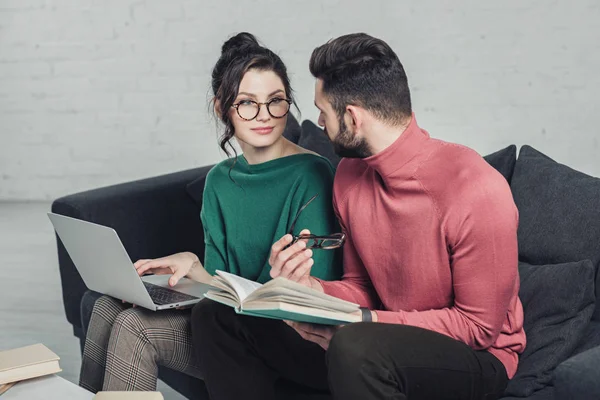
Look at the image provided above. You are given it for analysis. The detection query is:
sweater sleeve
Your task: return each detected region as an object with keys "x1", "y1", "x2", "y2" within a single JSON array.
[
  {"x1": 316, "y1": 188, "x2": 379, "y2": 308},
  {"x1": 285, "y1": 158, "x2": 342, "y2": 282},
  {"x1": 200, "y1": 172, "x2": 228, "y2": 276},
  {"x1": 375, "y1": 177, "x2": 519, "y2": 350}
]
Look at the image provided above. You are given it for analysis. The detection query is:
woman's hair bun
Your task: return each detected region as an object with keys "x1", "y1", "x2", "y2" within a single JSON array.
[{"x1": 221, "y1": 32, "x2": 260, "y2": 55}]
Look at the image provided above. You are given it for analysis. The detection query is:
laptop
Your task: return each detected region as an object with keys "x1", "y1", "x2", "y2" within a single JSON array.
[{"x1": 48, "y1": 213, "x2": 212, "y2": 311}]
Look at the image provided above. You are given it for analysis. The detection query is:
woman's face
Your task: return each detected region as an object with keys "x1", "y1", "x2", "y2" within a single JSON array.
[{"x1": 229, "y1": 69, "x2": 289, "y2": 151}]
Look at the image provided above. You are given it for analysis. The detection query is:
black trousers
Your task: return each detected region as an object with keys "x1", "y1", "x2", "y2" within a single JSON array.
[{"x1": 191, "y1": 300, "x2": 509, "y2": 400}]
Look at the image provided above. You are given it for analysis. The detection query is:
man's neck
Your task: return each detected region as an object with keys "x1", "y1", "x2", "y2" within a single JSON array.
[{"x1": 364, "y1": 116, "x2": 411, "y2": 156}]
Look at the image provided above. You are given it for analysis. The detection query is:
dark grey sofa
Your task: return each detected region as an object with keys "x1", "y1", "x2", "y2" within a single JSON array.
[{"x1": 53, "y1": 117, "x2": 600, "y2": 400}]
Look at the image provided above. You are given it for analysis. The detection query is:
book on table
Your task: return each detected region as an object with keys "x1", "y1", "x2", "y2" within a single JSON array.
[
  {"x1": 204, "y1": 270, "x2": 361, "y2": 325},
  {"x1": 0, "y1": 343, "x2": 61, "y2": 386}
]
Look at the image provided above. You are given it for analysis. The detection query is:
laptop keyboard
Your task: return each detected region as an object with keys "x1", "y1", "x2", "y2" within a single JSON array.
[{"x1": 143, "y1": 282, "x2": 199, "y2": 306}]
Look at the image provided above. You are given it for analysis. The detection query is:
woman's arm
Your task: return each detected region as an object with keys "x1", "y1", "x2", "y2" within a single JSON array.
[
  {"x1": 200, "y1": 171, "x2": 229, "y2": 277},
  {"x1": 288, "y1": 158, "x2": 342, "y2": 281}
]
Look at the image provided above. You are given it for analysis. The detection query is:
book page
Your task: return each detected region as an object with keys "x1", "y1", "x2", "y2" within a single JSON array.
[
  {"x1": 204, "y1": 291, "x2": 240, "y2": 309},
  {"x1": 214, "y1": 270, "x2": 262, "y2": 302},
  {"x1": 209, "y1": 276, "x2": 238, "y2": 300},
  {"x1": 245, "y1": 277, "x2": 359, "y2": 312}
]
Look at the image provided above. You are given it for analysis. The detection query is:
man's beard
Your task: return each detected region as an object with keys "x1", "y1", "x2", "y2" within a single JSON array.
[{"x1": 328, "y1": 117, "x2": 372, "y2": 159}]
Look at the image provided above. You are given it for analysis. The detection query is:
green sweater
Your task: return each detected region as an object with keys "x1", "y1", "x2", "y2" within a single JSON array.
[{"x1": 201, "y1": 153, "x2": 342, "y2": 284}]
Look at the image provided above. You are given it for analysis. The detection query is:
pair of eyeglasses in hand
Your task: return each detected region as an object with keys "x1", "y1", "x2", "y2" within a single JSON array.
[{"x1": 285, "y1": 194, "x2": 346, "y2": 250}]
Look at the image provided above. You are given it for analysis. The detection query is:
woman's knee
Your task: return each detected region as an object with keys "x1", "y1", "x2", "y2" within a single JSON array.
[
  {"x1": 93, "y1": 294, "x2": 120, "y2": 312},
  {"x1": 111, "y1": 308, "x2": 148, "y2": 338},
  {"x1": 87, "y1": 295, "x2": 124, "y2": 326}
]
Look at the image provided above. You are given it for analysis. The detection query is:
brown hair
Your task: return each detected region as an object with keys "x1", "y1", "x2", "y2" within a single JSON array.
[
  {"x1": 211, "y1": 32, "x2": 297, "y2": 158},
  {"x1": 310, "y1": 33, "x2": 411, "y2": 125}
]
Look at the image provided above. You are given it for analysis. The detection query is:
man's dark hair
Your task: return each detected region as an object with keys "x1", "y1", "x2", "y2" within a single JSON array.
[{"x1": 309, "y1": 33, "x2": 411, "y2": 125}]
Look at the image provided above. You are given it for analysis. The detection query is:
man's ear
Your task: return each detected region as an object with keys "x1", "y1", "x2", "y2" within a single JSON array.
[{"x1": 345, "y1": 105, "x2": 364, "y2": 133}]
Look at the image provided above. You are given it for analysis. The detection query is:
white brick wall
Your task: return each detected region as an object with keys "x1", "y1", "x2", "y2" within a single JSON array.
[{"x1": 1, "y1": 0, "x2": 599, "y2": 200}]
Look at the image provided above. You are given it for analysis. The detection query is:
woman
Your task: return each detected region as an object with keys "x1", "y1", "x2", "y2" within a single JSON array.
[{"x1": 78, "y1": 32, "x2": 341, "y2": 392}]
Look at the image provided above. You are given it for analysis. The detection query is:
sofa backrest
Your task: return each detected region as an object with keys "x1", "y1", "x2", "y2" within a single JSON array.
[{"x1": 509, "y1": 145, "x2": 600, "y2": 321}]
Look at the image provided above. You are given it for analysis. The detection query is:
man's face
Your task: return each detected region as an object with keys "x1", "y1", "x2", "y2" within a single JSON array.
[{"x1": 314, "y1": 79, "x2": 371, "y2": 159}]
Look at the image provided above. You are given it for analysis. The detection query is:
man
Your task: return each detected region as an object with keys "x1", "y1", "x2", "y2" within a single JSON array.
[{"x1": 191, "y1": 33, "x2": 526, "y2": 400}]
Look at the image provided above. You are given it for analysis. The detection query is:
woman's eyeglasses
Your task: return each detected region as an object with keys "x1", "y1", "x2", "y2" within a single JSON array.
[
  {"x1": 286, "y1": 194, "x2": 346, "y2": 250},
  {"x1": 232, "y1": 98, "x2": 292, "y2": 121}
]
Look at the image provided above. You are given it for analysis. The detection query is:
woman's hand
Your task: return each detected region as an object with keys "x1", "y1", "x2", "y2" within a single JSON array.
[{"x1": 134, "y1": 252, "x2": 202, "y2": 287}]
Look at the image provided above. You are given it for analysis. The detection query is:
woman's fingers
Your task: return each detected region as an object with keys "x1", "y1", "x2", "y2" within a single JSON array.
[
  {"x1": 136, "y1": 259, "x2": 169, "y2": 276},
  {"x1": 169, "y1": 268, "x2": 188, "y2": 287},
  {"x1": 133, "y1": 259, "x2": 152, "y2": 269}
]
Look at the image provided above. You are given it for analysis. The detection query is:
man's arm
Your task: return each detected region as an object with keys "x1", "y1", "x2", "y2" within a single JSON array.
[
  {"x1": 374, "y1": 183, "x2": 520, "y2": 350},
  {"x1": 315, "y1": 229, "x2": 379, "y2": 309}
]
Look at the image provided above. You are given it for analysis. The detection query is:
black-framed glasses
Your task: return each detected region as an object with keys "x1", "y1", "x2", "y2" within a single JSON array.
[
  {"x1": 286, "y1": 194, "x2": 346, "y2": 250},
  {"x1": 232, "y1": 98, "x2": 292, "y2": 121}
]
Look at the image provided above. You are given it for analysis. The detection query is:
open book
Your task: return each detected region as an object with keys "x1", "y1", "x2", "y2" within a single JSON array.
[
  {"x1": 0, "y1": 343, "x2": 61, "y2": 385},
  {"x1": 205, "y1": 271, "x2": 361, "y2": 325}
]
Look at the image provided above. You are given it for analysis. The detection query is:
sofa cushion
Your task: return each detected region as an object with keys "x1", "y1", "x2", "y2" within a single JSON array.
[
  {"x1": 504, "y1": 260, "x2": 595, "y2": 398},
  {"x1": 554, "y1": 344, "x2": 600, "y2": 400},
  {"x1": 510, "y1": 145, "x2": 600, "y2": 320},
  {"x1": 298, "y1": 120, "x2": 341, "y2": 168},
  {"x1": 501, "y1": 386, "x2": 554, "y2": 400},
  {"x1": 186, "y1": 172, "x2": 211, "y2": 208},
  {"x1": 483, "y1": 145, "x2": 517, "y2": 184},
  {"x1": 572, "y1": 320, "x2": 600, "y2": 356}
]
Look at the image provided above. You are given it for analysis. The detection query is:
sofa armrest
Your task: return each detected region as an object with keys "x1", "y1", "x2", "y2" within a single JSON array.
[
  {"x1": 554, "y1": 344, "x2": 600, "y2": 400},
  {"x1": 52, "y1": 165, "x2": 213, "y2": 334}
]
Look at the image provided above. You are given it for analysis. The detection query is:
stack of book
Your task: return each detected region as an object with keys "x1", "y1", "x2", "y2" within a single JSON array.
[{"x1": 0, "y1": 343, "x2": 62, "y2": 395}]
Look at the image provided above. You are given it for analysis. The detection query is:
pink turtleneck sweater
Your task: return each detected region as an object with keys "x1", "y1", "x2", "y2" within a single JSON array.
[{"x1": 318, "y1": 115, "x2": 526, "y2": 378}]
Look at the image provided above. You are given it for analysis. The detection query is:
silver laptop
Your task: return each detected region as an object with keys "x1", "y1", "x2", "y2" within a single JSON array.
[{"x1": 48, "y1": 212, "x2": 212, "y2": 311}]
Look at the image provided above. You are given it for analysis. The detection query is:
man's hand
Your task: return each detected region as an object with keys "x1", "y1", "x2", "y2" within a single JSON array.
[
  {"x1": 285, "y1": 321, "x2": 339, "y2": 350},
  {"x1": 269, "y1": 230, "x2": 322, "y2": 291},
  {"x1": 285, "y1": 309, "x2": 377, "y2": 349}
]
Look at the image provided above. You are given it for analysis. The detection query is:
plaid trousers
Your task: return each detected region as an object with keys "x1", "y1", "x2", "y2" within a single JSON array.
[{"x1": 79, "y1": 295, "x2": 203, "y2": 392}]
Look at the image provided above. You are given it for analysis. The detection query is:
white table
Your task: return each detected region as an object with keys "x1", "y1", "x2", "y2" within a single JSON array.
[{"x1": 3, "y1": 374, "x2": 94, "y2": 399}]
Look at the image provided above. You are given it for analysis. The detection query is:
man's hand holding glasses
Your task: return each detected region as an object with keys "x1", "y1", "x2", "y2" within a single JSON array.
[{"x1": 269, "y1": 194, "x2": 345, "y2": 291}]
